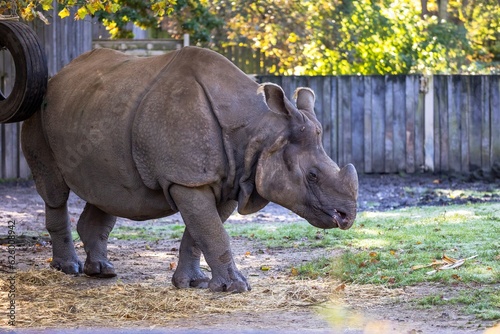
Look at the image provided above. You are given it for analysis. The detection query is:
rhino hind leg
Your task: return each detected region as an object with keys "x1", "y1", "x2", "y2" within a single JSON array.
[
  {"x1": 172, "y1": 228, "x2": 210, "y2": 289},
  {"x1": 21, "y1": 114, "x2": 82, "y2": 274},
  {"x1": 45, "y1": 204, "x2": 83, "y2": 274},
  {"x1": 77, "y1": 203, "x2": 117, "y2": 278},
  {"x1": 172, "y1": 200, "x2": 238, "y2": 289}
]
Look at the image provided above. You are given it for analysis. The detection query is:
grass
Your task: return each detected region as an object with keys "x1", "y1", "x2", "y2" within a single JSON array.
[
  {"x1": 109, "y1": 223, "x2": 185, "y2": 241},
  {"x1": 417, "y1": 288, "x2": 500, "y2": 320},
  {"x1": 226, "y1": 202, "x2": 500, "y2": 321},
  {"x1": 227, "y1": 203, "x2": 500, "y2": 286}
]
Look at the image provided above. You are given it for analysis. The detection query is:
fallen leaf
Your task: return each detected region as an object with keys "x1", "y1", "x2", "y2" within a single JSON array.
[
  {"x1": 335, "y1": 283, "x2": 346, "y2": 291},
  {"x1": 260, "y1": 265, "x2": 271, "y2": 271},
  {"x1": 369, "y1": 251, "x2": 378, "y2": 257},
  {"x1": 244, "y1": 251, "x2": 251, "y2": 256},
  {"x1": 169, "y1": 262, "x2": 177, "y2": 270},
  {"x1": 290, "y1": 267, "x2": 299, "y2": 276},
  {"x1": 46, "y1": 257, "x2": 52, "y2": 263}
]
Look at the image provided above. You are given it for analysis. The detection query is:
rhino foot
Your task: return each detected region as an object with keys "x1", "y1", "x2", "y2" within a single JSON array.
[
  {"x1": 83, "y1": 259, "x2": 116, "y2": 278},
  {"x1": 50, "y1": 258, "x2": 83, "y2": 275},
  {"x1": 172, "y1": 269, "x2": 210, "y2": 289},
  {"x1": 209, "y1": 267, "x2": 251, "y2": 293}
]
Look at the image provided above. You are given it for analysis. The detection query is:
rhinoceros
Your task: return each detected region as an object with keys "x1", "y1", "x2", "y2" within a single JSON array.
[{"x1": 20, "y1": 46, "x2": 358, "y2": 292}]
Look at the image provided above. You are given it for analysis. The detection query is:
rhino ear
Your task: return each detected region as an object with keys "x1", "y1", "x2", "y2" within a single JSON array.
[
  {"x1": 257, "y1": 83, "x2": 291, "y2": 115},
  {"x1": 293, "y1": 87, "x2": 316, "y2": 113}
]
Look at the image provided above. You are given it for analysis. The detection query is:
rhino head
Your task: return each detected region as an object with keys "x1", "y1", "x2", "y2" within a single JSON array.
[{"x1": 247, "y1": 83, "x2": 358, "y2": 230}]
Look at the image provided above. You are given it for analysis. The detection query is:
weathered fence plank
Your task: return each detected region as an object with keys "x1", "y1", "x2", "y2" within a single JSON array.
[
  {"x1": 362, "y1": 76, "x2": 372, "y2": 173},
  {"x1": 322, "y1": 77, "x2": 332, "y2": 157},
  {"x1": 448, "y1": 76, "x2": 461, "y2": 173},
  {"x1": 415, "y1": 78, "x2": 425, "y2": 172},
  {"x1": 372, "y1": 76, "x2": 386, "y2": 173},
  {"x1": 481, "y1": 76, "x2": 491, "y2": 170},
  {"x1": 460, "y1": 76, "x2": 470, "y2": 173},
  {"x1": 393, "y1": 76, "x2": 407, "y2": 172},
  {"x1": 384, "y1": 76, "x2": 395, "y2": 173},
  {"x1": 350, "y1": 76, "x2": 364, "y2": 172},
  {"x1": 330, "y1": 77, "x2": 339, "y2": 163},
  {"x1": 469, "y1": 76, "x2": 483, "y2": 171},
  {"x1": 491, "y1": 77, "x2": 500, "y2": 166},
  {"x1": 339, "y1": 77, "x2": 352, "y2": 168}
]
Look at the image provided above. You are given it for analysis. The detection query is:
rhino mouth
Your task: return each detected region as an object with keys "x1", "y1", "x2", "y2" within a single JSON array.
[
  {"x1": 311, "y1": 207, "x2": 354, "y2": 230},
  {"x1": 330, "y1": 209, "x2": 353, "y2": 230}
]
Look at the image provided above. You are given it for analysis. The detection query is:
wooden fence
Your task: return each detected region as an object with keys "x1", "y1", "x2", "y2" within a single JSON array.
[
  {"x1": 1, "y1": 27, "x2": 499, "y2": 178},
  {"x1": 257, "y1": 75, "x2": 500, "y2": 175}
]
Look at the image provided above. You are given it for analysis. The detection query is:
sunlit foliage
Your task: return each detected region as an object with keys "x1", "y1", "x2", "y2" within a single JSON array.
[{"x1": 4, "y1": 0, "x2": 499, "y2": 74}]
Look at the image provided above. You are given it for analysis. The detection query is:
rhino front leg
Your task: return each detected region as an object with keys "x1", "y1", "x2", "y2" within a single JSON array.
[
  {"x1": 170, "y1": 185, "x2": 249, "y2": 292},
  {"x1": 46, "y1": 204, "x2": 83, "y2": 274},
  {"x1": 77, "y1": 203, "x2": 117, "y2": 278},
  {"x1": 172, "y1": 200, "x2": 238, "y2": 289}
]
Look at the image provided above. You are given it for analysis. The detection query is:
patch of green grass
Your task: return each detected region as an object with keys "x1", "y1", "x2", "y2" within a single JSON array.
[
  {"x1": 226, "y1": 202, "x2": 500, "y2": 321},
  {"x1": 417, "y1": 287, "x2": 500, "y2": 320},
  {"x1": 227, "y1": 203, "x2": 500, "y2": 287},
  {"x1": 226, "y1": 222, "x2": 336, "y2": 248},
  {"x1": 110, "y1": 223, "x2": 185, "y2": 241}
]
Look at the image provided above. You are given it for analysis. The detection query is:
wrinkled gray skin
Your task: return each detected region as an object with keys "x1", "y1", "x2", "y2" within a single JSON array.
[{"x1": 21, "y1": 47, "x2": 358, "y2": 292}]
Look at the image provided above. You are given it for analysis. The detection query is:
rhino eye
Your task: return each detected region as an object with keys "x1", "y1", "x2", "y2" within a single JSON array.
[{"x1": 307, "y1": 170, "x2": 318, "y2": 182}]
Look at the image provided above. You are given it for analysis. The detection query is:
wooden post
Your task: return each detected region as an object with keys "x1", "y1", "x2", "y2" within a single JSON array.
[{"x1": 423, "y1": 75, "x2": 434, "y2": 172}]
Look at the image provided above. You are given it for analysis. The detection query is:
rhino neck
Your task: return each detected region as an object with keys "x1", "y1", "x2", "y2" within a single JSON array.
[{"x1": 198, "y1": 77, "x2": 271, "y2": 212}]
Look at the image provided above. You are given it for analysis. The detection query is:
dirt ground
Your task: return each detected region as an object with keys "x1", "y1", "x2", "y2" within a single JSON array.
[{"x1": 1, "y1": 173, "x2": 499, "y2": 333}]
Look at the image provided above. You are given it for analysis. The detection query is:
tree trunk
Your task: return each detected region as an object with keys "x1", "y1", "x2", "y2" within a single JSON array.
[
  {"x1": 438, "y1": 0, "x2": 448, "y2": 22},
  {"x1": 420, "y1": 0, "x2": 428, "y2": 19}
]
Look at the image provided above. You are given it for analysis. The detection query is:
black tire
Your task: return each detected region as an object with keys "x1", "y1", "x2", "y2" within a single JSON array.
[{"x1": 0, "y1": 21, "x2": 48, "y2": 123}]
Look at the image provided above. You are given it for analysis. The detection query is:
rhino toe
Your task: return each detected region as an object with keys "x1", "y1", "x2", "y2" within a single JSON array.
[
  {"x1": 50, "y1": 258, "x2": 83, "y2": 275},
  {"x1": 84, "y1": 259, "x2": 116, "y2": 278},
  {"x1": 172, "y1": 269, "x2": 210, "y2": 289}
]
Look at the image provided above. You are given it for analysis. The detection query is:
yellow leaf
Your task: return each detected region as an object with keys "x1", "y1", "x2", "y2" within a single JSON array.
[
  {"x1": 291, "y1": 267, "x2": 299, "y2": 276},
  {"x1": 443, "y1": 254, "x2": 457, "y2": 264},
  {"x1": 40, "y1": 0, "x2": 53, "y2": 11},
  {"x1": 369, "y1": 251, "x2": 378, "y2": 257},
  {"x1": 260, "y1": 265, "x2": 271, "y2": 271},
  {"x1": 58, "y1": 7, "x2": 70, "y2": 19},
  {"x1": 76, "y1": 7, "x2": 87, "y2": 20}
]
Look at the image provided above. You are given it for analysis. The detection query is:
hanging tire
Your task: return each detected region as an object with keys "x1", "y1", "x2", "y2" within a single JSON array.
[{"x1": 0, "y1": 21, "x2": 48, "y2": 123}]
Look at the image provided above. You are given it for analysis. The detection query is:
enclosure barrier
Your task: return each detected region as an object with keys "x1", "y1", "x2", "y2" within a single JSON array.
[
  {"x1": 258, "y1": 75, "x2": 500, "y2": 176},
  {"x1": 1, "y1": 30, "x2": 499, "y2": 180}
]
